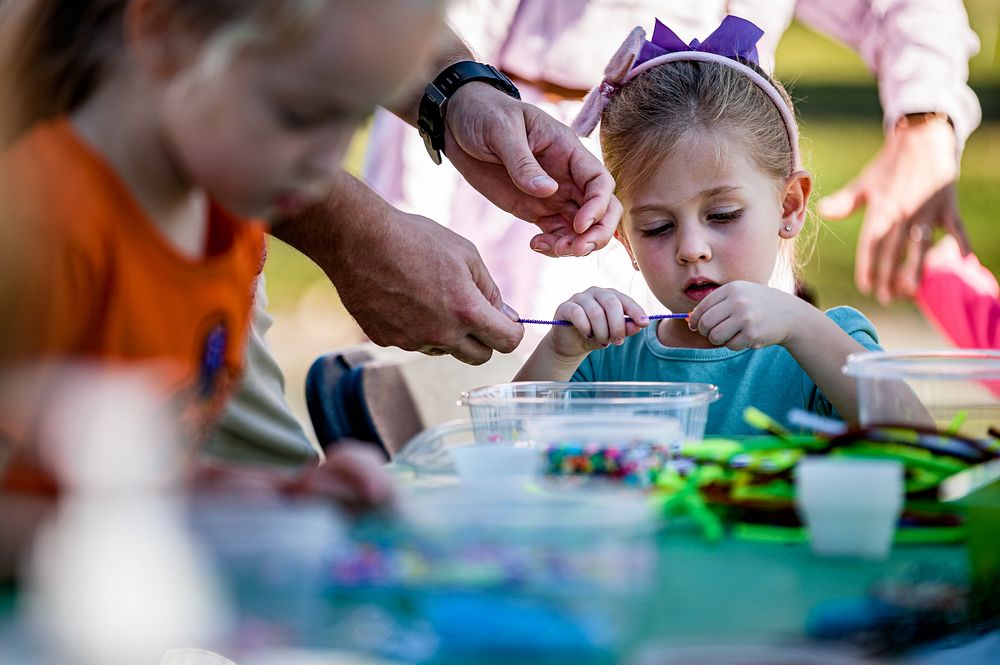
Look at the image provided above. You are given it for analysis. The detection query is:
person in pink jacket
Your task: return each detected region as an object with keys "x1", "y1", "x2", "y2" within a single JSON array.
[
  {"x1": 364, "y1": 0, "x2": 982, "y2": 340},
  {"x1": 917, "y1": 236, "x2": 1000, "y2": 350}
]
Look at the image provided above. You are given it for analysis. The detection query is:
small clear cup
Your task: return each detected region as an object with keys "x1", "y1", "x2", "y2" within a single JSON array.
[
  {"x1": 450, "y1": 444, "x2": 540, "y2": 490},
  {"x1": 795, "y1": 458, "x2": 904, "y2": 560}
]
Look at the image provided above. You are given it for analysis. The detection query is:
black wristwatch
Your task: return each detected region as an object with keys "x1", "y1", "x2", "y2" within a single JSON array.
[{"x1": 417, "y1": 61, "x2": 520, "y2": 164}]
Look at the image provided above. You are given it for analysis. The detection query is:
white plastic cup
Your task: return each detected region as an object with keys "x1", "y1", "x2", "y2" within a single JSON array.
[
  {"x1": 450, "y1": 444, "x2": 539, "y2": 489},
  {"x1": 795, "y1": 458, "x2": 904, "y2": 560}
]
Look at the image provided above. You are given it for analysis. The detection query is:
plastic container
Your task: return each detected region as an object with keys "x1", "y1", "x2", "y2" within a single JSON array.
[
  {"x1": 394, "y1": 419, "x2": 534, "y2": 481},
  {"x1": 526, "y1": 414, "x2": 681, "y2": 487},
  {"x1": 325, "y1": 486, "x2": 659, "y2": 663},
  {"x1": 394, "y1": 416, "x2": 680, "y2": 488},
  {"x1": 460, "y1": 382, "x2": 719, "y2": 443},
  {"x1": 795, "y1": 458, "x2": 904, "y2": 560},
  {"x1": 843, "y1": 350, "x2": 1000, "y2": 438}
]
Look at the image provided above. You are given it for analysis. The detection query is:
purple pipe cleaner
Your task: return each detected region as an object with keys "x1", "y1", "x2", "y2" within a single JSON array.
[{"x1": 518, "y1": 313, "x2": 689, "y2": 327}]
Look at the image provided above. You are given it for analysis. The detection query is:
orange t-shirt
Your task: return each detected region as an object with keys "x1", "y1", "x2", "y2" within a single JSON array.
[{"x1": 0, "y1": 120, "x2": 266, "y2": 490}]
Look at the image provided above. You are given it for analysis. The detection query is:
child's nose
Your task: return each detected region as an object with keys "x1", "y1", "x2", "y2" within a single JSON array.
[{"x1": 675, "y1": 228, "x2": 712, "y2": 264}]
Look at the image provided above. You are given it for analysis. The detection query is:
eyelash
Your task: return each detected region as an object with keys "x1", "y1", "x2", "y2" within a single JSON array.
[
  {"x1": 641, "y1": 209, "x2": 744, "y2": 237},
  {"x1": 641, "y1": 222, "x2": 673, "y2": 238},
  {"x1": 709, "y1": 209, "x2": 743, "y2": 222}
]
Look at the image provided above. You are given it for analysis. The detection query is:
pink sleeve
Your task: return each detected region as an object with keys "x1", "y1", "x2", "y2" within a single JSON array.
[
  {"x1": 794, "y1": 0, "x2": 982, "y2": 151},
  {"x1": 917, "y1": 251, "x2": 1000, "y2": 350}
]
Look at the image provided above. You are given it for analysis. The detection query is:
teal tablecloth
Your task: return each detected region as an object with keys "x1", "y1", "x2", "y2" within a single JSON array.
[
  {"x1": 639, "y1": 524, "x2": 966, "y2": 642},
  {"x1": 0, "y1": 515, "x2": 973, "y2": 665}
]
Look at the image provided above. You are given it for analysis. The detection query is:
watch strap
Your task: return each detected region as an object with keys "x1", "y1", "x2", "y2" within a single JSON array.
[{"x1": 417, "y1": 61, "x2": 520, "y2": 164}]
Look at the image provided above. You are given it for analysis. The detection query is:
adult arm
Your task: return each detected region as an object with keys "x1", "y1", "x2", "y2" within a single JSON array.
[
  {"x1": 795, "y1": 0, "x2": 982, "y2": 301},
  {"x1": 384, "y1": 25, "x2": 621, "y2": 257},
  {"x1": 795, "y1": 0, "x2": 980, "y2": 147},
  {"x1": 271, "y1": 173, "x2": 523, "y2": 365}
]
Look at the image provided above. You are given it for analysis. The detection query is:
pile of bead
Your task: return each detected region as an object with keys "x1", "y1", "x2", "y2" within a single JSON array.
[{"x1": 543, "y1": 442, "x2": 673, "y2": 487}]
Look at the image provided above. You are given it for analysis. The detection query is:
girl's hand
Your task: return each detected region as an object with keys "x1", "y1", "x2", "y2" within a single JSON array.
[
  {"x1": 687, "y1": 281, "x2": 810, "y2": 351},
  {"x1": 548, "y1": 287, "x2": 649, "y2": 358}
]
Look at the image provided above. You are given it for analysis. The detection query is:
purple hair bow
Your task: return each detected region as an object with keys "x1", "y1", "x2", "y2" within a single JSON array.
[
  {"x1": 636, "y1": 16, "x2": 762, "y2": 68},
  {"x1": 571, "y1": 16, "x2": 765, "y2": 137},
  {"x1": 570, "y1": 15, "x2": 799, "y2": 172}
]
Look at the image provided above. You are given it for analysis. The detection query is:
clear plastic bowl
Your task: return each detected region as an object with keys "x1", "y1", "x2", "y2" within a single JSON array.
[
  {"x1": 393, "y1": 419, "x2": 534, "y2": 480},
  {"x1": 394, "y1": 415, "x2": 681, "y2": 488},
  {"x1": 460, "y1": 381, "x2": 719, "y2": 443},
  {"x1": 843, "y1": 350, "x2": 1000, "y2": 437}
]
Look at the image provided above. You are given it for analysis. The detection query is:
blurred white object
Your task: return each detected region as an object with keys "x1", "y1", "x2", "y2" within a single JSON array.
[
  {"x1": 450, "y1": 444, "x2": 539, "y2": 490},
  {"x1": 795, "y1": 458, "x2": 904, "y2": 560},
  {"x1": 243, "y1": 648, "x2": 395, "y2": 665},
  {"x1": 23, "y1": 368, "x2": 228, "y2": 665},
  {"x1": 161, "y1": 649, "x2": 236, "y2": 665}
]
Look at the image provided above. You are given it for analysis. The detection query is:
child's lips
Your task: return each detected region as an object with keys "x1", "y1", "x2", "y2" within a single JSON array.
[{"x1": 684, "y1": 282, "x2": 719, "y2": 301}]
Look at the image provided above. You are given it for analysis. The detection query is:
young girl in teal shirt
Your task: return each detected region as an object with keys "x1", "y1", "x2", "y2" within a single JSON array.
[{"x1": 516, "y1": 16, "x2": 882, "y2": 435}]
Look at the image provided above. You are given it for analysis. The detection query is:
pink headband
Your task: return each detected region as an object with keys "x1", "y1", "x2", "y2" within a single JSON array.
[{"x1": 571, "y1": 16, "x2": 801, "y2": 172}]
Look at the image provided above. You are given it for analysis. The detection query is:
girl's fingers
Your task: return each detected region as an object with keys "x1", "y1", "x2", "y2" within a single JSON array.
[
  {"x1": 687, "y1": 285, "x2": 729, "y2": 330},
  {"x1": 693, "y1": 299, "x2": 731, "y2": 337},
  {"x1": 577, "y1": 296, "x2": 611, "y2": 343},
  {"x1": 594, "y1": 290, "x2": 627, "y2": 343},
  {"x1": 704, "y1": 315, "x2": 741, "y2": 347},
  {"x1": 558, "y1": 301, "x2": 593, "y2": 340},
  {"x1": 615, "y1": 290, "x2": 649, "y2": 331},
  {"x1": 561, "y1": 288, "x2": 650, "y2": 345},
  {"x1": 725, "y1": 331, "x2": 756, "y2": 352}
]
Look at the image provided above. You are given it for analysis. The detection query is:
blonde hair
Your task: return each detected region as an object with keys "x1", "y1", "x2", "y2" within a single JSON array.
[{"x1": 600, "y1": 59, "x2": 805, "y2": 292}]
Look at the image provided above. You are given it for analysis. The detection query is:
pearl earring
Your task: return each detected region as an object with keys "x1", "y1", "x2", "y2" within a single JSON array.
[
  {"x1": 631, "y1": 259, "x2": 640, "y2": 270},
  {"x1": 783, "y1": 224, "x2": 793, "y2": 232}
]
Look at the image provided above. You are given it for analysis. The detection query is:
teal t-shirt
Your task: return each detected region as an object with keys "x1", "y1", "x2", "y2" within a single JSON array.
[{"x1": 571, "y1": 306, "x2": 881, "y2": 436}]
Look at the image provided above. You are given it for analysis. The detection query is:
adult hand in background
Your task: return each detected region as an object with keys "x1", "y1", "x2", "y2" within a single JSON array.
[
  {"x1": 819, "y1": 116, "x2": 969, "y2": 304},
  {"x1": 193, "y1": 442, "x2": 394, "y2": 512},
  {"x1": 273, "y1": 174, "x2": 524, "y2": 365},
  {"x1": 444, "y1": 82, "x2": 622, "y2": 258},
  {"x1": 284, "y1": 443, "x2": 395, "y2": 511}
]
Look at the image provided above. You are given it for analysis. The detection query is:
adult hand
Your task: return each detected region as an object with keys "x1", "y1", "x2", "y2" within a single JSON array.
[
  {"x1": 819, "y1": 116, "x2": 969, "y2": 304},
  {"x1": 192, "y1": 442, "x2": 394, "y2": 512},
  {"x1": 444, "y1": 82, "x2": 622, "y2": 258},
  {"x1": 276, "y1": 179, "x2": 524, "y2": 365},
  {"x1": 337, "y1": 211, "x2": 522, "y2": 364},
  {"x1": 283, "y1": 443, "x2": 394, "y2": 511}
]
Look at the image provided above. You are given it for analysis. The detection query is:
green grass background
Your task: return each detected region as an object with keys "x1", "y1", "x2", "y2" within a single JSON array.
[{"x1": 264, "y1": 2, "x2": 999, "y2": 318}]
